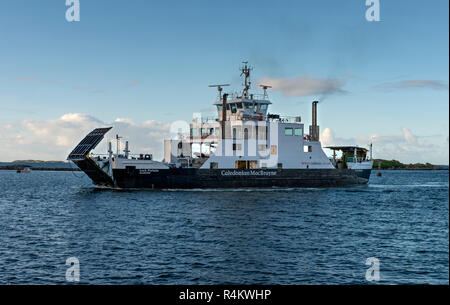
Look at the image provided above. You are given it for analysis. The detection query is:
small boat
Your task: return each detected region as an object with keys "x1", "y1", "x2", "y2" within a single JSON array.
[{"x1": 17, "y1": 167, "x2": 31, "y2": 173}]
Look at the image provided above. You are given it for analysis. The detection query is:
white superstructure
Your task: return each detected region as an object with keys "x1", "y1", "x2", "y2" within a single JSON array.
[{"x1": 162, "y1": 62, "x2": 372, "y2": 171}]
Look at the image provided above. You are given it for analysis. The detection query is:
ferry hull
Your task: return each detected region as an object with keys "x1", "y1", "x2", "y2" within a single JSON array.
[{"x1": 111, "y1": 168, "x2": 371, "y2": 189}]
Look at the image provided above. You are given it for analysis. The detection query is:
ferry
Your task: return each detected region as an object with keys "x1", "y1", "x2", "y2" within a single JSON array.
[{"x1": 67, "y1": 62, "x2": 373, "y2": 189}]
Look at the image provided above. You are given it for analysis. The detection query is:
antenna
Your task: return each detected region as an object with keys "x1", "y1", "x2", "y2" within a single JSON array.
[
  {"x1": 240, "y1": 61, "x2": 252, "y2": 98},
  {"x1": 259, "y1": 84, "x2": 272, "y2": 98},
  {"x1": 209, "y1": 84, "x2": 230, "y2": 100}
]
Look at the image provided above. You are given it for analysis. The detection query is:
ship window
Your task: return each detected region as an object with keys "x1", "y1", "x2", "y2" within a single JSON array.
[
  {"x1": 285, "y1": 128, "x2": 293, "y2": 136},
  {"x1": 233, "y1": 143, "x2": 242, "y2": 151},
  {"x1": 249, "y1": 161, "x2": 258, "y2": 169},
  {"x1": 215, "y1": 128, "x2": 220, "y2": 135},
  {"x1": 261, "y1": 162, "x2": 267, "y2": 169},
  {"x1": 210, "y1": 162, "x2": 218, "y2": 169},
  {"x1": 258, "y1": 126, "x2": 268, "y2": 140},
  {"x1": 258, "y1": 144, "x2": 268, "y2": 151},
  {"x1": 244, "y1": 103, "x2": 251, "y2": 109},
  {"x1": 277, "y1": 163, "x2": 283, "y2": 169},
  {"x1": 260, "y1": 104, "x2": 267, "y2": 111},
  {"x1": 226, "y1": 104, "x2": 230, "y2": 110},
  {"x1": 191, "y1": 128, "x2": 198, "y2": 136},
  {"x1": 235, "y1": 160, "x2": 258, "y2": 169},
  {"x1": 236, "y1": 160, "x2": 246, "y2": 169},
  {"x1": 236, "y1": 103, "x2": 243, "y2": 109},
  {"x1": 231, "y1": 104, "x2": 237, "y2": 113},
  {"x1": 294, "y1": 127, "x2": 303, "y2": 136},
  {"x1": 270, "y1": 145, "x2": 277, "y2": 155},
  {"x1": 217, "y1": 105, "x2": 222, "y2": 111}
]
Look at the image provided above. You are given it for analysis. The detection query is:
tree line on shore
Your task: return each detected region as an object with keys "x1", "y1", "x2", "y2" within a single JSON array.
[{"x1": 372, "y1": 159, "x2": 446, "y2": 170}]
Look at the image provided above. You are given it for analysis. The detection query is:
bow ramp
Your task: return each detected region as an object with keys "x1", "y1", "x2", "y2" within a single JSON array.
[{"x1": 67, "y1": 127, "x2": 115, "y2": 187}]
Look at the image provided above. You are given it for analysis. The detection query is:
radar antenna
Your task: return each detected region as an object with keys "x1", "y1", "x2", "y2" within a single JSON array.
[
  {"x1": 209, "y1": 84, "x2": 230, "y2": 101},
  {"x1": 259, "y1": 84, "x2": 272, "y2": 99},
  {"x1": 240, "y1": 61, "x2": 252, "y2": 98}
]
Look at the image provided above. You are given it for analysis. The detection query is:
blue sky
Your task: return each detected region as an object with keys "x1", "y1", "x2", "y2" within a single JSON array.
[{"x1": 0, "y1": 0, "x2": 448, "y2": 163}]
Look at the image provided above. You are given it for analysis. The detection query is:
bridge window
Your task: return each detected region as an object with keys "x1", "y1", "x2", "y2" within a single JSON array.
[
  {"x1": 294, "y1": 127, "x2": 303, "y2": 136},
  {"x1": 260, "y1": 104, "x2": 267, "y2": 111},
  {"x1": 236, "y1": 103, "x2": 243, "y2": 109},
  {"x1": 285, "y1": 128, "x2": 293, "y2": 136},
  {"x1": 217, "y1": 105, "x2": 222, "y2": 111},
  {"x1": 210, "y1": 162, "x2": 218, "y2": 169},
  {"x1": 231, "y1": 104, "x2": 237, "y2": 113}
]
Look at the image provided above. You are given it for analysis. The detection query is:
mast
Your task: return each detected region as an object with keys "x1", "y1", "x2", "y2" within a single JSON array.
[
  {"x1": 240, "y1": 61, "x2": 252, "y2": 98},
  {"x1": 209, "y1": 84, "x2": 230, "y2": 155}
]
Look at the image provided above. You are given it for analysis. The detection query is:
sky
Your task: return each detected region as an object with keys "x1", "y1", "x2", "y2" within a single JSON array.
[{"x1": 0, "y1": 0, "x2": 448, "y2": 164}]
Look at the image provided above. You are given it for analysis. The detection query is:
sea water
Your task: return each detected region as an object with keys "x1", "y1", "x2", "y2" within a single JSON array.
[{"x1": 0, "y1": 170, "x2": 448, "y2": 284}]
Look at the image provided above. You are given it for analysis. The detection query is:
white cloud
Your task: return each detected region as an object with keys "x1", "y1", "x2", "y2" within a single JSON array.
[
  {"x1": 377, "y1": 80, "x2": 449, "y2": 91},
  {"x1": 258, "y1": 77, "x2": 346, "y2": 97},
  {"x1": 0, "y1": 113, "x2": 171, "y2": 162},
  {"x1": 1, "y1": 114, "x2": 448, "y2": 165}
]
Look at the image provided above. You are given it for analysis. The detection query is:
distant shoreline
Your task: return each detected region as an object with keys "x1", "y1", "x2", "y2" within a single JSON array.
[
  {"x1": 372, "y1": 159, "x2": 449, "y2": 170},
  {"x1": 0, "y1": 166, "x2": 80, "y2": 171},
  {"x1": 0, "y1": 166, "x2": 447, "y2": 172}
]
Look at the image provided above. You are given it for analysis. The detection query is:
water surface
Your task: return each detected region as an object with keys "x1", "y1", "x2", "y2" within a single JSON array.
[{"x1": 0, "y1": 170, "x2": 448, "y2": 284}]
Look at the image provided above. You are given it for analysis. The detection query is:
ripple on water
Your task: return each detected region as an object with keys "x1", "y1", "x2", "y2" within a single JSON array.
[{"x1": 0, "y1": 170, "x2": 448, "y2": 284}]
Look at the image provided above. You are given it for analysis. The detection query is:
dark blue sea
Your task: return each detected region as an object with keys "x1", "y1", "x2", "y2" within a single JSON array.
[{"x1": 0, "y1": 170, "x2": 448, "y2": 284}]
